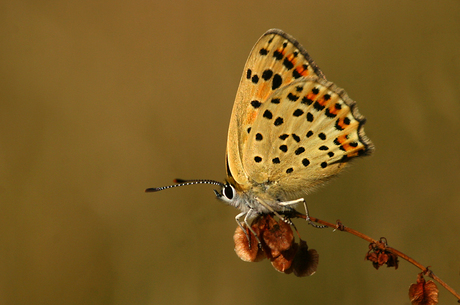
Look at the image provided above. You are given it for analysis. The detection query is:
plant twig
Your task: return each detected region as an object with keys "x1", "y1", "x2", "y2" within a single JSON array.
[{"x1": 292, "y1": 212, "x2": 460, "y2": 302}]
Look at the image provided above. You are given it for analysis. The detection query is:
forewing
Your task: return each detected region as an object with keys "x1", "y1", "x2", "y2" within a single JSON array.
[{"x1": 226, "y1": 29, "x2": 324, "y2": 189}]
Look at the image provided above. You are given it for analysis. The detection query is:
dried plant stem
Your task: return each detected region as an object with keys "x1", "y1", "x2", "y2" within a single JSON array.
[{"x1": 293, "y1": 212, "x2": 460, "y2": 302}]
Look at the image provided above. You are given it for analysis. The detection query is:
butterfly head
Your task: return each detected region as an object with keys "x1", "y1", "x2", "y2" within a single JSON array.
[
  {"x1": 213, "y1": 182, "x2": 234, "y2": 200},
  {"x1": 213, "y1": 182, "x2": 248, "y2": 211}
]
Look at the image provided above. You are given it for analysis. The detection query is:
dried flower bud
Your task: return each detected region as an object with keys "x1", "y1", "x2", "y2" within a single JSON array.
[
  {"x1": 233, "y1": 214, "x2": 319, "y2": 277},
  {"x1": 261, "y1": 215, "x2": 294, "y2": 259},
  {"x1": 365, "y1": 238, "x2": 399, "y2": 270},
  {"x1": 409, "y1": 273, "x2": 439, "y2": 305},
  {"x1": 289, "y1": 240, "x2": 319, "y2": 277},
  {"x1": 270, "y1": 242, "x2": 298, "y2": 273},
  {"x1": 234, "y1": 223, "x2": 265, "y2": 262}
]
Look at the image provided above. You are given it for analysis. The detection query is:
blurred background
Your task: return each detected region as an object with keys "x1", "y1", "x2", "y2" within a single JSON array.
[{"x1": 1, "y1": 1, "x2": 459, "y2": 304}]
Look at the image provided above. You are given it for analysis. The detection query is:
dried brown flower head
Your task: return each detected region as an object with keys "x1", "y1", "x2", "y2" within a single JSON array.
[
  {"x1": 409, "y1": 273, "x2": 439, "y2": 305},
  {"x1": 233, "y1": 214, "x2": 318, "y2": 277},
  {"x1": 365, "y1": 238, "x2": 399, "y2": 270}
]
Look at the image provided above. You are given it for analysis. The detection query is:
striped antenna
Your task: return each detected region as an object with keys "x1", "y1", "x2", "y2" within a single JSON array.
[{"x1": 145, "y1": 179, "x2": 224, "y2": 192}]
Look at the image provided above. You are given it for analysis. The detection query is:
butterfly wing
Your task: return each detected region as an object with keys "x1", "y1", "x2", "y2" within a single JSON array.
[
  {"x1": 226, "y1": 29, "x2": 325, "y2": 190},
  {"x1": 242, "y1": 76, "x2": 374, "y2": 199}
]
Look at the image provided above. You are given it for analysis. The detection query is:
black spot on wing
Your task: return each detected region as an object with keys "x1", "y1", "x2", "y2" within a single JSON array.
[
  {"x1": 301, "y1": 96, "x2": 313, "y2": 105},
  {"x1": 274, "y1": 117, "x2": 284, "y2": 126},
  {"x1": 292, "y1": 134, "x2": 301, "y2": 142},
  {"x1": 272, "y1": 74, "x2": 282, "y2": 90},
  {"x1": 279, "y1": 134, "x2": 289, "y2": 140},
  {"x1": 287, "y1": 93, "x2": 299, "y2": 101},
  {"x1": 251, "y1": 100, "x2": 261, "y2": 108},
  {"x1": 259, "y1": 48, "x2": 268, "y2": 55},
  {"x1": 295, "y1": 147, "x2": 305, "y2": 155},
  {"x1": 263, "y1": 110, "x2": 273, "y2": 119},
  {"x1": 246, "y1": 69, "x2": 252, "y2": 79},
  {"x1": 302, "y1": 158, "x2": 310, "y2": 167},
  {"x1": 313, "y1": 101, "x2": 325, "y2": 111},
  {"x1": 318, "y1": 132, "x2": 326, "y2": 140},
  {"x1": 283, "y1": 58, "x2": 294, "y2": 70},
  {"x1": 293, "y1": 109, "x2": 304, "y2": 117},
  {"x1": 273, "y1": 50, "x2": 283, "y2": 60},
  {"x1": 325, "y1": 108, "x2": 336, "y2": 118},
  {"x1": 262, "y1": 69, "x2": 273, "y2": 81}
]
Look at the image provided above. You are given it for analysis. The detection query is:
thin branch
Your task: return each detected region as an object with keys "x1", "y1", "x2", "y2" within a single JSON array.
[{"x1": 292, "y1": 212, "x2": 460, "y2": 302}]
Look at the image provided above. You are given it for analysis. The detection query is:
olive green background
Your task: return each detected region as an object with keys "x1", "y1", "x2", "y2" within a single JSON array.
[{"x1": 1, "y1": 1, "x2": 459, "y2": 304}]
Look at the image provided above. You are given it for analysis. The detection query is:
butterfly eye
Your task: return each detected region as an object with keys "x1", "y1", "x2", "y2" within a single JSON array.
[{"x1": 223, "y1": 184, "x2": 235, "y2": 200}]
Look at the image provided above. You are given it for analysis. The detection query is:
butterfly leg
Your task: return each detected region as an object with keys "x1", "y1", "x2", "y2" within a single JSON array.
[
  {"x1": 255, "y1": 197, "x2": 293, "y2": 226},
  {"x1": 235, "y1": 210, "x2": 262, "y2": 248},
  {"x1": 279, "y1": 198, "x2": 327, "y2": 229}
]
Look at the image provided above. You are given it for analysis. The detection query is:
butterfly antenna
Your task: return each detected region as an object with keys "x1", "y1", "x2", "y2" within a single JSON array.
[{"x1": 145, "y1": 179, "x2": 224, "y2": 192}]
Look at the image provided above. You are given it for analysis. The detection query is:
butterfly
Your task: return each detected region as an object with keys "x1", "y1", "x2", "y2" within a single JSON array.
[{"x1": 147, "y1": 29, "x2": 374, "y2": 245}]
